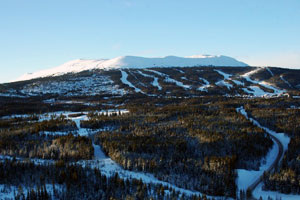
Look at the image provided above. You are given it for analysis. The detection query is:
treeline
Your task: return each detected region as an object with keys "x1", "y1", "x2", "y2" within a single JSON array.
[
  {"x1": 80, "y1": 111, "x2": 128, "y2": 129},
  {"x1": 0, "y1": 160, "x2": 210, "y2": 200},
  {"x1": 0, "y1": 128, "x2": 93, "y2": 161}
]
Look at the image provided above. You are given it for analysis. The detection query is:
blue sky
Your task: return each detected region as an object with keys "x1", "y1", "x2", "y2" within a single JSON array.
[{"x1": 0, "y1": 0, "x2": 300, "y2": 82}]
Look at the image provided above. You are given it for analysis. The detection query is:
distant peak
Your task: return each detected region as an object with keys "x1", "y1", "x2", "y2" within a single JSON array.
[
  {"x1": 185, "y1": 55, "x2": 217, "y2": 58},
  {"x1": 13, "y1": 54, "x2": 248, "y2": 82}
]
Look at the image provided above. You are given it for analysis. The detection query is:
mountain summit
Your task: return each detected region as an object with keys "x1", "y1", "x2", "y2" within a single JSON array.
[{"x1": 14, "y1": 55, "x2": 248, "y2": 82}]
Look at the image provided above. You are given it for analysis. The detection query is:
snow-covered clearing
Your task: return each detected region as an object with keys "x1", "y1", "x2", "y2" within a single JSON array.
[{"x1": 120, "y1": 70, "x2": 145, "y2": 94}]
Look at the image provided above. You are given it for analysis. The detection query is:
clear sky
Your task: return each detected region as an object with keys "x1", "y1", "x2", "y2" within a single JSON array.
[{"x1": 0, "y1": 0, "x2": 300, "y2": 83}]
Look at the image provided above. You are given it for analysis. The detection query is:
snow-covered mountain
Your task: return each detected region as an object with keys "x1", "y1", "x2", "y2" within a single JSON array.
[{"x1": 14, "y1": 55, "x2": 248, "y2": 82}]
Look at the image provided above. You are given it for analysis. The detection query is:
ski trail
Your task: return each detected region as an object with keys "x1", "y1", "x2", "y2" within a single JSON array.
[
  {"x1": 145, "y1": 69, "x2": 191, "y2": 89},
  {"x1": 265, "y1": 67, "x2": 274, "y2": 76},
  {"x1": 120, "y1": 69, "x2": 145, "y2": 94},
  {"x1": 198, "y1": 77, "x2": 210, "y2": 92},
  {"x1": 241, "y1": 68, "x2": 285, "y2": 96},
  {"x1": 174, "y1": 68, "x2": 185, "y2": 74},
  {"x1": 214, "y1": 69, "x2": 233, "y2": 90},
  {"x1": 280, "y1": 75, "x2": 292, "y2": 88},
  {"x1": 137, "y1": 70, "x2": 162, "y2": 90}
]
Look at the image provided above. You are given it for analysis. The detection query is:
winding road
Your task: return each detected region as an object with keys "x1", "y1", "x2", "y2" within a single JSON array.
[
  {"x1": 236, "y1": 107, "x2": 285, "y2": 199},
  {"x1": 247, "y1": 134, "x2": 283, "y2": 199}
]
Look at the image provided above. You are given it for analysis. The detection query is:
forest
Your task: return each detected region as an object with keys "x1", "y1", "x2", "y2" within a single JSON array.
[{"x1": 0, "y1": 95, "x2": 300, "y2": 199}]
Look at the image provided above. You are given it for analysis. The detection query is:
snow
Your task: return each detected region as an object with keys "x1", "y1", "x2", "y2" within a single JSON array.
[
  {"x1": 214, "y1": 69, "x2": 246, "y2": 89},
  {"x1": 0, "y1": 184, "x2": 62, "y2": 200},
  {"x1": 214, "y1": 69, "x2": 235, "y2": 90},
  {"x1": 236, "y1": 107, "x2": 295, "y2": 200},
  {"x1": 93, "y1": 144, "x2": 106, "y2": 160},
  {"x1": 236, "y1": 107, "x2": 279, "y2": 192},
  {"x1": 253, "y1": 183, "x2": 300, "y2": 200},
  {"x1": 13, "y1": 55, "x2": 248, "y2": 82},
  {"x1": 83, "y1": 145, "x2": 228, "y2": 199},
  {"x1": 242, "y1": 86, "x2": 270, "y2": 97},
  {"x1": 197, "y1": 77, "x2": 211, "y2": 92},
  {"x1": 137, "y1": 70, "x2": 162, "y2": 90},
  {"x1": 236, "y1": 139, "x2": 278, "y2": 191},
  {"x1": 232, "y1": 79, "x2": 244, "y2": 86},
  {"x1": 241, "y1": 68, "x2": 286, "y2": 96},
  {"x1": 0, "y1": 109, "x2": 229, "y2": 199},
  {"x1": 20, "y1": 74, "x2": 125, "y2": 97},
  {"x1": 1, "y1": 110, "x2": 128, "y2": 137},
  {"x1": 214, "y1": 69, "x2": 232, "y2": 80},
  {"x1": 13, "y1": 59, "x2": 108, "y2": 82},
  {"x1": 265, "y1": 67, "x2": 274, "y2": 76},
  {"x1": 236, "y1": 107, "x2": 290, "y2": 152},
  {"x1": 0, "y1": 93, "x2": 27, "y2": 98},
  {"x1": 165, "y1": 77, "x2": 191, "y2": 89},
  {"x1": 145, "y1": 69, "x2": 191, "y2": 89},
  {"x1": 120, "y1": 69, "x2": 145, "y2": 94},
  {"x1": 280, "y1": 75, "x2": 292, "y2": 88},
  {"x1": 174, "y1": 68, "x2": 185, "y2": 73}
]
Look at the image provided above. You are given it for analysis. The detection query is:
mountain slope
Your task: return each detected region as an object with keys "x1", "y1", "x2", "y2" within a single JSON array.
[
  {"x1": 3, "y1": 66, "x2": 300, "y2": 98},
  {"x1": 13, "y1": 55, "x2": 248, "y2": 82}
]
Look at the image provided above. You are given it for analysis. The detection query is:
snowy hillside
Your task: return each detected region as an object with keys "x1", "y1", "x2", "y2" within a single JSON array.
[{"x1": 13, "y1": 55, "x2": 248, "y2": 82}]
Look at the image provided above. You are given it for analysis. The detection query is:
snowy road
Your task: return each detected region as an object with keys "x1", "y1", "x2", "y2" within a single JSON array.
[
  {"x1": 236, "y1": 107, "x2": 291, "y2": 199},
  {"x1": 247, "y1": 134, "x2": 283, "y2": 198}
]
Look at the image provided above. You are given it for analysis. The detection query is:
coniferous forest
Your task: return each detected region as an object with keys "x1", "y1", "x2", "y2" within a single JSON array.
[{"x1": 0, "y1": 95, "x2": 300, "y2": 199}]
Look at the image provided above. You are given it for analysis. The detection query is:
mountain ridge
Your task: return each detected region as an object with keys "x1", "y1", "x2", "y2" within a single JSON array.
[{"x1": 13, "y1": 55, "x2": 248, "y2": 82}]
